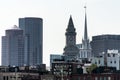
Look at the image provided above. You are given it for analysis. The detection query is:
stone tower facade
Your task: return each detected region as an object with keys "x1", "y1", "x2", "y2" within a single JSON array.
[{"x1": 63, "y1": 16, "x2": 79, "y2": 61}]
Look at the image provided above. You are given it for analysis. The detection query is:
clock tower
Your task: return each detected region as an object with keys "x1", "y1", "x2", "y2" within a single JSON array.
[{"x1": 63, "y1": 16, "x2": 79, "y2": 60}]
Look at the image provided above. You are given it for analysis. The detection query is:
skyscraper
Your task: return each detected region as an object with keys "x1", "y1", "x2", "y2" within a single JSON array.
[
  {"x1": 19, "y1": 17, "x2": 43, "y2": 66},
  {"x1": 63, "y1": 16, "x2": 79, "y2": 60},
  {"x1": 2, "y1": 25, "x2": 24, "y2": 66}
]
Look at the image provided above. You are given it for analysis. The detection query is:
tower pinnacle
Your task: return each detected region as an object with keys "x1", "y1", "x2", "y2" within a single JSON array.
[
  {"x1": 84, "y1": 6, "x2": 88, "y2": 40},
  {"x1": 66, "y1": 15, "x2": 75, "y2": 33}
]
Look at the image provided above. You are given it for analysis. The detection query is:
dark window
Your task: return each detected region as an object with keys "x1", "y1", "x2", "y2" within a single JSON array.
[
  {"x1": 3, "y1": 76, "x2": 5, "y2": 80},
  {"x1": 95, "y1": 62, "x2": 97, "y2": 64},
  {"x1": 99, "y1": 60, "x2": 100, "y2": 64},
  {"x1": 113, "y1": 54, "x2": 115, "y2": 57},
  {"x1": 108, "y1": 54, "x2": 110, "y2": 57},
  {"x1": 111, "y1": 61, "x2": 112, "y2": 63},
  {"x1": 7, "y1": 76, "x2": 8, "y2": 80}
]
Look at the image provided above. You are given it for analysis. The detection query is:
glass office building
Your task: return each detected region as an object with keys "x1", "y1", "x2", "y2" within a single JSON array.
[
  {"x1": 2, "y1": 25, "x2": 24, "y2": 66},
  {"x1": 91, "y1": 35, "x2": 120, "y2": 57},
  {"x1": 19, "y1": 17, "x2": 43, "y2": 66}
]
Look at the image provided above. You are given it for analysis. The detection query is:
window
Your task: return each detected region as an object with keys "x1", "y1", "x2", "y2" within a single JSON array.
[
  {"x1": 99, "y1": 77, "x2": 102, "y2": 80},
  {"x1": 114, "y1": 61, "x2": 116, "y2": 64},
  {"x1": 69, "y1": 72, "x2": 71, "y2": 74},
  {"x1": 108, "y1": 54, "x2": 110, "y2": 57},
  {"x1": 99, "y1": 60, "x2": 100, "y2": 64},
  {"x1": 104, "y1": 77, "x2": 107, "y2": 80},
  {"x1": 95, "y1": 77, "x2": 98, "y2": 80},
  {"x1": 78, "y1": 77, "x2": 81, "y2": 80},
  {"x1": 113, "y1": 54, "x2": 115, "y2": 57},
  {"x1": 3, "y1": 76, "x2": 5, "y2": 80},
  {"x1": 6, "y1": 76, "x2": 8, "y2": 80},
  {"x1": 108, "y1": 77, "x2": 111, "y2": 80},
  {"x1": 110, "y1": 61, "x2": 112, "y2": 63},
  {"x1": 95, "y1": 62, "x2": 97, "y2": 64}
]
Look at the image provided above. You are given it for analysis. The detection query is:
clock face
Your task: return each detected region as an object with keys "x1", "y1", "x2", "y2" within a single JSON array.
[
  {"x1": 69, "y1": 37, "x2": 73, "y2": 41},
  {"x1": 67, "y1": 36, "x2": 75, "y2": 45},
  {"x1": 68, "y1": 36, "x2": 73, "y2": 41}
]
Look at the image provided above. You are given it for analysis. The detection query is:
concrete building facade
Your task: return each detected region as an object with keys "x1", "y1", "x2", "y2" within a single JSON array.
[{"x1": 91, "y1": 50, "x2": 120, "y2": 70}]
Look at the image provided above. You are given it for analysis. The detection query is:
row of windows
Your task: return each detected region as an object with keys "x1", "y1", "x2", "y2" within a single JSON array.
[
  {"x1": 53, "y1": 71, "x2": 71, "y2": 75},
  {"x1": 93, "y1": 35, "x2": 120, "y2": 41},
  {"x1": 77, "y1": 76, "x2": 111, "y2": 80},
  {"x1": 107, "y1": 54, "x2": 116, "y2": 57},
  {"x1": 79, "y1": 52, "x2": 91, "y2": 58},
  {"x1": 95, "y1": 60, "x2": 117, "y2": 64},
  {"x1": 2, "y1": 76, "x2": 21, "y2": 80},
  {"x1": 54, "y1": 64, "x2": 72, "y2": 68}
]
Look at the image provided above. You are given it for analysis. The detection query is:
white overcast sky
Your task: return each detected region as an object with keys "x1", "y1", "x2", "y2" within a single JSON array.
[{"x1": 0, "y1": 0, "x2": 120, "y2": 66}]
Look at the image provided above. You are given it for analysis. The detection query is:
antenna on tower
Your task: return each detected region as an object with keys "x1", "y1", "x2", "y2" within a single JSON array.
[
  {"x1": 84, "y1": 3, "x2": 87, "y2": 13},
  {"x1": 83, "y1": 4, "x2": 88, "y2": 40},
  {"x1": 84, "y1": 5, "x2": 87, "y2": 9}
]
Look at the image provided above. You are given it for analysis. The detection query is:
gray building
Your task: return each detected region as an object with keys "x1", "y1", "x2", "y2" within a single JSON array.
[
  {"x1": 2, "y1": 25, "x2": 24, "y2": 66},
  {"x1": 63, "y1": 16, "x2": 79, "y2": 60},
  {"x1": 91, "y1": 35, "x2": 120, "y2": 57},
  {"x1": 19, "y1": 17, "x2": 43, "y2": 66}
]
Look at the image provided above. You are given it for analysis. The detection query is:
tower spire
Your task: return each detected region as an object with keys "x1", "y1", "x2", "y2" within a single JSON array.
[
  {"x1": 66, "y1": 15, "x2": 75, "y2": 33},
  {"x1": 84, "y1": 6, "x2": 88, "y2": 40}
]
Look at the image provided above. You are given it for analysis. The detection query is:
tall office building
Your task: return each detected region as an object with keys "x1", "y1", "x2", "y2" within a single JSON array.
[
  {"x1": 19, "y1": 17, "x2": 43, "y2": 66},
  {"x1": 2, "y1": 25, "x2": 24, "y2": 66},
  {"x1": 77, "y1": 6, "x2": 91, "y2": 60},
  {"x1": 91, "y1": 35, "x2": 120, "y2": 57},
  {"x1": 63, "y1": 16, "x2": 79, "y2": 60}
]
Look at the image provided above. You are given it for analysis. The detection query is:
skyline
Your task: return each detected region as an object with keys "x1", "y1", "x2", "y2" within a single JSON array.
[{"x1": 0, "y1": 0, "x2": 120, "y2": 66}]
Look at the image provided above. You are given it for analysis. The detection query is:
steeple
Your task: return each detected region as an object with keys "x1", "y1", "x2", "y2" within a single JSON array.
[
  {"x1": 77, "y1": 6, "x2": 92, "y2": 60},
  {"x1": 84, "y1": 6, "x2": 88, "y2": 40},
  {"x1": 66, "y1": 15, "x2": 76, "y2": 33},
  {"x1": 82, "y1": 6, "x2": 91, "y2": 50}
]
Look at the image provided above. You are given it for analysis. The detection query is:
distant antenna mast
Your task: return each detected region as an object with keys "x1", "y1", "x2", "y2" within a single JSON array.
[
  {"x1": 84, "y1": 5, "x2": 86, "y2": 11},
  {"x1": 84, "y1": 1, "x2": 87, "y2": 11}
]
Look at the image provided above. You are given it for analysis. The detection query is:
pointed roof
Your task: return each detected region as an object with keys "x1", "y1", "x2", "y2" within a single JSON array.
[
  {"x1": 66, "y1": 15, "x2": 75, "y2": 33},
  {"x1": 84, "y1": 6, "x2": 88, "y2": 40}
]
